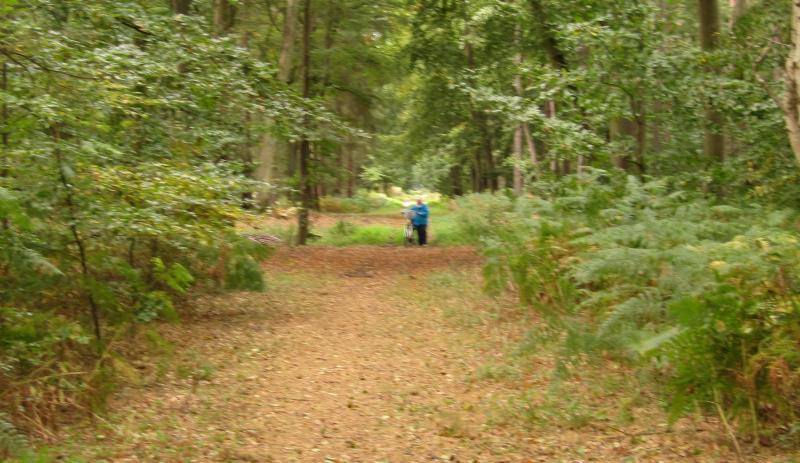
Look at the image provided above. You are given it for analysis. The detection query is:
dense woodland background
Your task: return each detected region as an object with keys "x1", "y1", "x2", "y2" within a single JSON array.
[{"x1": 4, "y1": 0, "x2": 800, "y2": 458}]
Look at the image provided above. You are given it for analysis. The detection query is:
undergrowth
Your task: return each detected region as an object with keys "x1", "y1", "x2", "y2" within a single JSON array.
[
  {"x1": 314, "y1": 215, "x2": 474, "y2": 247},
  {"x1": 316, "y1": 221, "x2": 401, "y2": 246},
  {"x1": 461, "y1": 170, "x2": 800, "y2": 445}
]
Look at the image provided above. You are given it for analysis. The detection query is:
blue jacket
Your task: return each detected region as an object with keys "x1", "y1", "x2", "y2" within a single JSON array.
[{"x1": 410, "y1": 203, "x2": 429, "y2": 226}]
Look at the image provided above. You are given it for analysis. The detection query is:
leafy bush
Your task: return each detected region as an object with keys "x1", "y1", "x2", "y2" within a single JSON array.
[{"x1": 0, "y1": 0, "x2": 288, "y2": 434}]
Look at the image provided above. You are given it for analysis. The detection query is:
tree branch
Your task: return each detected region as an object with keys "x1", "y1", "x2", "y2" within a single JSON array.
[{"x1": 0, "y1": 48, "x2": 97, "y2": 80}]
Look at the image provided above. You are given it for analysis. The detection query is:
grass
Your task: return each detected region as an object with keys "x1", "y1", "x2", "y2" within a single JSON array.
[
  {"x1": 240, "y1": 223, "x2": 298, "y2": 246},
  {"x1": 411, "y1": 268, "x2": 661, "y2": 437},
  {"x1": 5, "y1": 450, "x2": 89, "y2": 463},
  {"x1": 313, "y1": 213, "x2": 474, "y2": 247},
  {"x1": 315, "y1": 222, "x2": 402, "y2": 246},
  {"x1": 239, "y1": 191, "x2": 474, "y2": 247}
]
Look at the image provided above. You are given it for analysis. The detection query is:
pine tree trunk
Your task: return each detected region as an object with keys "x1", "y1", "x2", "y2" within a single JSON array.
[{"x1": 699, "y1": 0, "x2": 725, "y2": 161}]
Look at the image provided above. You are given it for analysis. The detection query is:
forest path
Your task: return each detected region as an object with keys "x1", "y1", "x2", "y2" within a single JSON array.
[{"x1": 61, "y1": 246, "x2": 744, "y2": 462}]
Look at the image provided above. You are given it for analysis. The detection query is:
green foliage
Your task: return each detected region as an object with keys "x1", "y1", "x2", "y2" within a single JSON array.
[
  {"x1": 316, "y1": 223, "x2": 401, "y2": 246},
  {"x1": 456, "y1": 189, "x2": 579, "y2": 314},
  {"x1": 224, "y1": 239, "x2": 269, "y2": 292},
  {"x1": 0, "y1": 0, "x2": 291, "y2": 434},
  {"x1": 0, "y1": 413, "x2": 28, "y2": 460},
  {"x1": 0, "y1": 308, "x2": 90, "y2": 376},
  {"x1": 319, "y1": 191, "x2": 390, "y2": 213},
  {"x1": 365, "y1": 0, "x2": 800, "y2": 205},
  {"x1": 469, "y1": 173, "x2": 800, "y2": 439}
]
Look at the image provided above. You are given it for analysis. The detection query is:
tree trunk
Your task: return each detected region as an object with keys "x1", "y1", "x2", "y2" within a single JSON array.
[
  {"x1": 449, "y1": 164, "x2": 463, "y2": 196},
  {"x1": 530, "y1": 0, "x2": 567, "y2": 70},
  {"x1": 783, "y1": 0, "x2": 800, "y2": 166},
  {"x1": 512, "y1": 40, "x2": 524, "y2": 196},
  {"x1": 278, "y1": 0, "x2": 299, "y2": 83},
  {"x1": 730, "y1": 0, "x2": 747, "y2": 28},
  {"x1": 213, "y1": 0, "x2": 237, "y2": 35},
  {"x1": 1, "y1": 61, "x2": 8, "y2": 230},
  {"x1": 1, "y1": 61, "x2": 8, "y2": 180},
  {"x1": 297, "y1": 0, "x2": 312, "y2": 245},
  {"x1": 287, "y1": 141, "x2": 298, "y2": 177},
  {"x1": 52, "y1": 127, "x2": 102, "y2": 344},
  {"x1": 346, "y1": 150, "x2": 355, "y2": 197},
  {"x1": 253, "y1": 0, "x2": 299, "y2": 206},
  {"x1": 472, "y1": 150, "x2": 483, "y2": 191},
  {"x1": 610, "y1": 99, "x2": 646, "y2": 174},
  {"x1": 513, "y1": 124, "x2": 524, "y2": 195},
  {"x1": 634, "y1": 102, "x2": 647, "y2": 174},
  {"x1": 522, "y1": 124, "x2": 538, "y2": 164},
  {"x1": 465, "y1": 36, "x2": 495, "y2": 192},
  {"x1": 544, "y1": 101, "x2": 559, "y2": 175},
  {"x1": 171, "y1": 0, "x2": 191, "y2": 14},
  {"x1": 482, "y1": 117, "x2": 496, "y2": 191},
  {"x1": 699, "y1": 0, "x2": 725, "y2": 161}
]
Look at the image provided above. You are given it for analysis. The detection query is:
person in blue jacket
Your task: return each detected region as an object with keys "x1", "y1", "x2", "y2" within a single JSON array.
[{"x1": 410, "y1": 197, "x2": 429, "y2": 246}]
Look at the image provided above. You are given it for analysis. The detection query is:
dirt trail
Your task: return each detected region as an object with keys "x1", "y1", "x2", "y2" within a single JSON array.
[{"x1": 64, "y1": 246, "x2": 750, "y2": 462}]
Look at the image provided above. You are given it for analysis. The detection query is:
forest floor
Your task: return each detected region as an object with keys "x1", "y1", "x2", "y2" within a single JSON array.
[{"x1": 52, "y1": 216, "x2": 795, "y2": 462}]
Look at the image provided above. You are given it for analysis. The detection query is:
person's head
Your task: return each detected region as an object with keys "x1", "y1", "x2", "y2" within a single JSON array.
[{"x1": 416, "y1": 197, "x2": 423, "y2": 205}]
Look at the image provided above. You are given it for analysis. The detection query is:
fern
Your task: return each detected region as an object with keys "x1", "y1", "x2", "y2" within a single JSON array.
[
  {"x1": 469, "y1": 173, "x2": 800, "y2": 437},
  {"x1": 0, "y1": 413, "x2": 28, "y2": 459}
]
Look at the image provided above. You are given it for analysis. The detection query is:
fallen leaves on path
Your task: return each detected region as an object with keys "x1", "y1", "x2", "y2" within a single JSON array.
[{"x1": 57, "y1": 246, "x2": 786, "y2": 462}]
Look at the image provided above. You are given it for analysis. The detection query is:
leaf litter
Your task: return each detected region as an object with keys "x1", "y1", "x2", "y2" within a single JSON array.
[{"x1": 53, "y1": 246, "x2": 793, "y2": 462}]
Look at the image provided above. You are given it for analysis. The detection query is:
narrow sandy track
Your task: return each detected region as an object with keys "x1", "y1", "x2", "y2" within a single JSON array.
[{"x1": 62, "y1": 246, "x2": 749, "y2": 462}]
